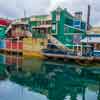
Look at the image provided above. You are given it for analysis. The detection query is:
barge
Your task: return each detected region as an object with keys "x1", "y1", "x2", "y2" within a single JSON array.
[
  {"x1": 42, "y1": 41, "x2": 100, "y2": 64},
  {"x1": 42, "y1": 51, "x2": 100, "y2": 65}
]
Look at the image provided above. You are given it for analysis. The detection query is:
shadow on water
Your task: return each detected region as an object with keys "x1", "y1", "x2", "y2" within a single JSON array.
[{"x1": 0, "y1": 54, "x2": 100, "y2": 100}]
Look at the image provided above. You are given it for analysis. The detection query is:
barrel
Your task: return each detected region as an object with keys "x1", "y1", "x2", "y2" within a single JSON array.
[
  {"x1": 12, "y1": 40, "x2": 17, "y2": 49},
  {"x1": 18, "y1": 40, "x2": 23, "y2": 50},
  {"x1": 6, "y1": 39, "x2": 23, "y2": 50},
  {"x1": 10, "y1": 56, "x2": 22, "y2": 65},
  {"x1": 6, "y1": 39, "x2": 11, "y2": 49},
  {"x1": 0, "y1": 39, "x2": 6, "y2": 49},
  {"x1": 6, "y1": 55, "x2": 22, "y2": 65},
  {"x1": 12, "y1": 40, "x2": 23, "y2": 50}
]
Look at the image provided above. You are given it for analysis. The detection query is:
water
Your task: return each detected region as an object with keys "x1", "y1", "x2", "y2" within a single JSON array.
[{"x1": 0, "y1": 54, "x2": 100, "y2": 100}]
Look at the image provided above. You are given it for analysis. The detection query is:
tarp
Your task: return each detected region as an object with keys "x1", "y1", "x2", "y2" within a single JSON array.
[{"x1": 0, "y1": 19, "x2": 11, "y2": 26}]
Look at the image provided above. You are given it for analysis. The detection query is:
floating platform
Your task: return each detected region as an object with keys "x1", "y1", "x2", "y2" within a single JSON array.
[
  {"x1": 42, "y1": 53, "x2": 100, "y2": 62},
  {"x1": 0, "y1": 48, "x2": 22, "y2": 55},
  {"x1": 23, "y1": 50, "x2": 44, "y2": 59},
  {"x1": 42, "y1": 52, "x2": 100, "y2": 65},
  {"x1": 0, "y1": 48, "x2": 44, "y2": 59}
]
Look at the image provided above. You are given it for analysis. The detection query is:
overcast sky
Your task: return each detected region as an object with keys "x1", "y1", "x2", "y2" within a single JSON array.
[{"x1": 0, "y1": 0, "x2": 99, "y2": 26}]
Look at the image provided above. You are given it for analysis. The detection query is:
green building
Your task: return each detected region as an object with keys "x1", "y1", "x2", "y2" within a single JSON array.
[
  {"x1": 29, "y1": 15, "x2": 52, "y2": 39},
  {"x1": 0, "y1": 26, "x2": 7, "y2": 38},
  {"x1": 19, "y1": 8, "x2": 86, "y2": 49},
  {"x1": 0, "y1": 18, "x2": 12, "y2": 39},
  {"x1": 51, "y1": 7, "x2": 86, "y2": 48}
]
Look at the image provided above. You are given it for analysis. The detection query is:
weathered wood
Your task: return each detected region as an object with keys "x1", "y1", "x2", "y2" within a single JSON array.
[{"x1": 42, "y1": 53, "x2": 100, "y2": 61}]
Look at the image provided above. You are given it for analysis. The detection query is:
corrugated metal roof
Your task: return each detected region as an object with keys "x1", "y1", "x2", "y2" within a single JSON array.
[
  {"x1": 81, "y1": 37, "x2": 100, "y2": 43},
  {"x1": 30, "y1": 15, "x2": 52, "y2": 21}
]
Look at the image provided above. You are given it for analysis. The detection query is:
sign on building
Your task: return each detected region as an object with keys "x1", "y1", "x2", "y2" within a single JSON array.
[
  {"x1": 73, "y1": 20, "x2": 81, "y2": 29},
  {"x1": 73, "y1": 33, "x2": 82, "y2": 44}
]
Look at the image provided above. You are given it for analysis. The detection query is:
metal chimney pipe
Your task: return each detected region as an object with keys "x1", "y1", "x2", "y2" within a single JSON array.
[{"x1": 87, "y1": 5, "x2": 91, "y2": 30}]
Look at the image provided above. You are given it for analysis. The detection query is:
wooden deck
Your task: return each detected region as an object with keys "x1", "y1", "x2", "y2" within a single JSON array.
[{"x1": 0, "y1": 48, "x2": 99, "y2": 61}]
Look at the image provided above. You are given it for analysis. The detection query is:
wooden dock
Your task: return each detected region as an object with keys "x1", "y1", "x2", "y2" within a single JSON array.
[
  {"x1": 23, "y1": 50, "x2": 45, "y2": 59},
  {"x1": 0, "y1": 48, "x2": 22, "y2": 55},
  {"x1": 0, "y1": 48, "x2": 45, "y2": 59},
  {"x1": 42, "y1": 53, "x2": 99, "y2": 61},
  {"x1": 0, "y1": 48, "x2": 99, "y2": 62}
]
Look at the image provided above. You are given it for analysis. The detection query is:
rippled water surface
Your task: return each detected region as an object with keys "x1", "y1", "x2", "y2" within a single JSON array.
[{"x1": 0, "y1": 54, "x2": 100, "y2": 100}]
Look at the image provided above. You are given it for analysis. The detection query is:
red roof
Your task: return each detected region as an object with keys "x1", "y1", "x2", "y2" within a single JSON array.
[{"x1": 0, "y1": 18, "x2": 12, "y2": 26}]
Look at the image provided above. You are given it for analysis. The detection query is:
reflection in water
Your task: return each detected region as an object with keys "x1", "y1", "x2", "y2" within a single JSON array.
[
  {"x1": 0, "y1": 80, "x2": 48, "y2": 100},
  {"x1": 0, "y1": 54, "x2": 100, "y2": 100}
]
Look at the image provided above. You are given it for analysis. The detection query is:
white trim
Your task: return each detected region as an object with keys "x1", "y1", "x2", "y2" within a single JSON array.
[
  {"x1": 56, "y1": 22, "x2": 58, "y2": 35},
  {"x1": 94, "y1": 50, "x2": 100, "y2": 53},
  {"x1": 73, "y1": 19, "x2": 81, "y2": 29},
  {"x1": 51, "y1": 23, "x2": 57, "y2": 35},
  {"x1": 64, "y1": 24, "x2": 85, "y2": 32},
  {"x1": 51, "y1": 33, "x2": 57, "y2": 35},
  {"x1": 64, "y1": 33, "x2": 84, "y2": 35},
  {"x1": 0, "y1": 25, "x2": 7, "y2": 27}
]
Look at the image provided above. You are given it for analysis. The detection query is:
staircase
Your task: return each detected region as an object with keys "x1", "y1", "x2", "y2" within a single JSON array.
[{"x1": 48, "y1": 34, "x2": 70, "y2": 51}]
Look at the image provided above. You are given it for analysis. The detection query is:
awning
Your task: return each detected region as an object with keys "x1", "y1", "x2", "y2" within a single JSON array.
[
  {"x1": 32, "y1": 25, "x2": 52, "y2": 29},
  {"x1": 12, "y1": 21, "x2": 28, "y2": 25},
  {"x1": 65, "y1": 44, "x2": 92, "y2": 48},
  {"x1": 81, "y1": 37, "x2": 100, "y2": 43}
]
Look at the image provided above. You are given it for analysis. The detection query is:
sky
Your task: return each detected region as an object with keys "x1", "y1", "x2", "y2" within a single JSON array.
[{"x1": 0, "y1": 0, "x2": 99, "y2": 26}]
